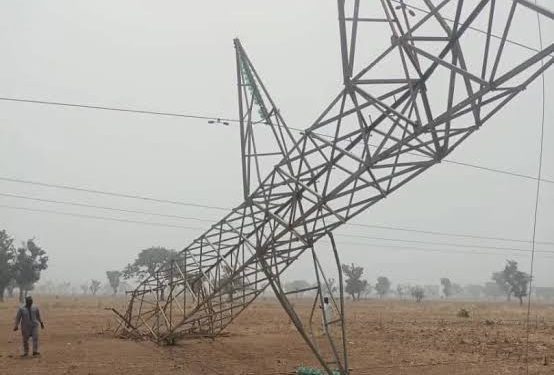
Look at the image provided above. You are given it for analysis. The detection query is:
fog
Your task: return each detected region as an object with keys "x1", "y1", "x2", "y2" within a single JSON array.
[{"x1": 0, "y1": 0, "x2": 553, "y2": 290}]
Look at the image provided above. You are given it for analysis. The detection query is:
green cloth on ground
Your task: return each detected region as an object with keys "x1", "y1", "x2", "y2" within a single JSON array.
[{"x1": 296, "y1": 366, "x2": 340, "y2": 375}]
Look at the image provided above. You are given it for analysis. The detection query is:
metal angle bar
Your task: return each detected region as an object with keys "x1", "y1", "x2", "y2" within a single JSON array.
[
  {"x1": 310, "y1": 84, "x2": 410, "y2": 131},
  {"x1": 386, "y1": 104, "x2": 413, "y2": 191},
  {"x1": 342, "y1": 97, "x2": 378, "y2": 207},
  {"x1": 378, "y1": 131, "x2": 469, "y2": 160},
  {"x1": 354, "y1": 78, "x2": 419, "y2": 84},
  {"x1": 344, "y1": 168, "x2": 429, "y2": 223},
  {"x1": 194, "y1": 289, "x2": 260, "y2": 313},
  {"x1": 405, "y1": 88, "x2": 516, "y2": 134},
  {"x1": 353, "y1": 43, "x2": 398, "y2": 81},
  {"x1": 344, "y1": 17, "x2": 390, "y2": 22},
  {"x1": 294, "y1": 137, "x2": 321, "y2": 193},
  {"x1": 444, "y1": 1, "x2": 462, "y2": 151},
  {"x1": 371, "y1": 159, "x2": 432, "y2": 169},
  {"x1": 388, "y1": 2, "x2": 429, "y2": 133},
  {"x1": 276, "y1": 167, "x2": 346, "y2": 223},
  {"x1": 235, "y1": 39, "x2": 298, "y2": 181},
  {"x1": 251, "y1": 201, "x2": 309, "y2": 247},
  {"x1": 222, "y1": 220, "x2": 258, "y2": 255},
  {"x1": 244, "y1": 82, "x2": 262, "y2": 196},
  {"x1": 347, "y1": 0, "x2": 360, "y2": 78},
  {"x1": 346, "y1": 87, "x2": 373, "y2": 155},
  {"x1": 305, "y1": 135, "x2": 333, "y2": 173},
  {"x1": 353, "y1": 85, "x2": 419, "y2": 127},
  {"x1": 331, "y1": 163, "x2": 429, "y2": 201},
  {"x1": 377, "y1": 51, "x2": 546, "y2": 163},
  {"x1": 283, "y1": 286, "x2": 319, "y2": 296},
  {"x1": 516, "y1": 0, "x2": 554, "y2": 20},
  {"x1": 479, "y1": 0, "x2": 496, "y2": 107},
  {"x1": 389, "y1": 0, "x2": 552, "y2": 53},
  {"x1": 207, "y1": 289, "x2": 267, "y2": 335},
  {"x1": 310, "y1": 248, "x2": 346, "y2": 373},
  {"x1": 256, "y1": 255, "x2": 339, "y2": 375},
  {"x1": 200, "y1": 235, "x2": 254, "y2": 291},
  {"x1": 353, "y1": 0, "x2": 451, "y2": 82},
  {"x1": 411, "y1": 0, "x2": 491, "y2": 94},
  {"x1": 237, "y1": 44, "x2": 250, "y2": 199},
  {"x1": 244, "y1": 152, "x2": 284, "y2": 157},
  {"x1": 189, "y1": 245, "x2": 312, "y2": 330},
  {"x1": 381, "y1": 0, "x2": 423, "y2": 76},
  {"x1": 332, "y1": 193, "x2": 384, "y2": 218},
  {"x1": 479, "y1": 60, "x2": 553, "y2": 125},
  {"x1": 455, "y1": 52, "x2": 552, "y2": 124},
  {"x1": 403, "y1": 43, "x2": 490, "y2": 87},
  {"x1": 493, "y1": 46, "x2": 554, "y2": 87},
  {"x1": 326, "y1": 233, "x2": 349, "y2": 371},
  {"x1": 287, "y1": 134, "x2": 345, "y2": 168},
  {"x1": 369, "y1": 122, "x2": 437, "y2": 159},
  {"x1": 337, "y1": 0, "x2": 351, "y2": 83},
  {"x1": 372, "y1": 94, "x2": 419, "y2": 157},
  {"x1": 433, "y1": 125, "x2": 479, "y2": 134},
  {"x1": 404, "y1": 36, "x2": 450, "y2": 41},
  {"x1": 310, "y1": 132, "x2": 368, "y2": 166},
  {"x1": 284, "y1": 96, "x2": 414, "y2": 231},
  {"x1": 489, "y1": 1, "x2": 517, "y2": 81},
  {"x1": 423, "y1": 0, "x2": 482, "y2": 146},
  {"x1": 174, "y1": 262, "x2": 201, "y2": 303}
]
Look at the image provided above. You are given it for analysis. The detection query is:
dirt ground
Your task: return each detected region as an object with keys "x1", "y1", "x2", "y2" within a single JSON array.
[{"x1": 1, "y1": 296, "x2": 553, "y2": 375}]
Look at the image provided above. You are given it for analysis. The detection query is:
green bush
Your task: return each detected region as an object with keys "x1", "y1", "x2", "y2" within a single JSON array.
[{"x1": 297, "y1": 367, "x2": 340, "y2": 375}]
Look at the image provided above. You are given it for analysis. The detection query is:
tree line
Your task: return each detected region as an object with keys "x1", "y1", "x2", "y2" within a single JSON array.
[
  {"x1": 0, "y1": 229, "x2": 49, "y2": 302},
  {"x1": 0, "y1": 228, "x2": 539, "y2": 305},
  {"x1": 54, "y1": 246, "x2": 177, "y2": 298},
  {"x1": 343, "y1": 260, "x2": 533, "y2": 304},
  {"x1": 0, "y1": 229, "x2": 179, "y2": 301},
  {"x1": 284, "y1": 259, "x2": 535, "y2": 305}
]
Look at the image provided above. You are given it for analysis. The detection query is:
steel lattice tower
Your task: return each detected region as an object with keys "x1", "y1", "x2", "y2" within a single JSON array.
[{"x1": 114, "y1": 1, "x2": 553, "y2": 374}]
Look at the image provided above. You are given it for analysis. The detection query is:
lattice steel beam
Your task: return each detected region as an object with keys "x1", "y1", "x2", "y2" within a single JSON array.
[{"x1": 114, "y1": 1, "x2": 553, "y2": 374}]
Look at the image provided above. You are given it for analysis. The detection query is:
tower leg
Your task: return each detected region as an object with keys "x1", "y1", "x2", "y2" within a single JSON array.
[{"x1": 259, "y1": 233, "x2": 349, "y2": 375}]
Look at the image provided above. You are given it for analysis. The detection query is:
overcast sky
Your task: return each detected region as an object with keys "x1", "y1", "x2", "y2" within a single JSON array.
[{"x1": 0, "y1": 0, "x2": 552, "y2": 290}]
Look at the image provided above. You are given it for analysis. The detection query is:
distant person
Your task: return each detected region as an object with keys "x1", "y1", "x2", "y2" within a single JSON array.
[
  {"x1": 13, "y1": 296, "x2": 45, "y2": 357},
  {"x1": 321, "y1": 296, "x2": 333, "y2": 334}
]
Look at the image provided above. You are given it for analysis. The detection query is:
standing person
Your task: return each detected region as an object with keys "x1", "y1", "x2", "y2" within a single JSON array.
[
  {"x1": 321, "y1": 296, "x2": 333, "y2": 335},
  {"x1": 13, "y1": 296, "x2": 45, "y2": 357}
]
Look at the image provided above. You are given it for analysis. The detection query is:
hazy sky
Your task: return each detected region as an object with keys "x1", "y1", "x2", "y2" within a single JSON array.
[{"x1": 1, "y1": 0, "x2": 552, "y2": 289}]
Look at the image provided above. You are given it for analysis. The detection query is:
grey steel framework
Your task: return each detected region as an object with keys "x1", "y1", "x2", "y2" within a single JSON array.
[{"x1": 114, "y1": 1, "x2": 553, "y2": 374}]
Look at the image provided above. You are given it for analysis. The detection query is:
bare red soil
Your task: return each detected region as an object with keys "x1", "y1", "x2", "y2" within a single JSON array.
[{"x1": 1, "y1": 296, "x2": 553, "y2": 374}]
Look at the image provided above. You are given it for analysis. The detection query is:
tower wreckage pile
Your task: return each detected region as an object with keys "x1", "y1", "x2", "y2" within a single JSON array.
[{"x1": 113, "y1": 1, "x2": 553, "y2": 374}]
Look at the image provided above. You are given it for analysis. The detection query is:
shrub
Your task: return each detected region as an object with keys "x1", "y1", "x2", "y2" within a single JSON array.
[{"x1": 457, "y1": 308, "x2": 470, "y2": 318}]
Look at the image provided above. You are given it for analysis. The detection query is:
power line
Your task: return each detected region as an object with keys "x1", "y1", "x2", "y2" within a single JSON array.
[
  {"x1": 0, "y1": 176, "x2": 229, "y2": 212},
  {"x1": 0, "y1": 97, "x2": 238, "y2": 124},
  {"x1": 350, "y1": 139, "x2": 553, "y2": 184},
  {"x1": 1, "y1": 96, "x2": 552, "y2": 185},
  {"x1": 3, "y1": 203, "x2": 554, "y2": 260},
  {"x1": 334, "y1": 233, "x2": 554, "y2": 254},
  {"x1": 342, "y1": 240, "x2": 554, "y2": 260},
  {"x1": 1, "y1": 175, "x2": 553, "y2": 246},
  {"x1": 441, "y1": 159, "x2": 554, "y2": 184},
  {"x1": 526, "y1": 5, "x2": 546, "y2": 374},
  {"x1": 347, "y1": 222, "x2": 554, "y2": 246},
  {"x1": 346, "y1": 138, "x2": 554, "y2": 184},
  {"x1": 3, "y1": 190, "x2": 553, "y2": 253},
  {"x1": 0, "y1": 6, "x2": 550, "y2": 188},
  {"x1": 0, "y1": 192, "x2": 215, "y2": 223},
  {"x1": 0, "y1": 204, "x2": 206, "y2": 231}
]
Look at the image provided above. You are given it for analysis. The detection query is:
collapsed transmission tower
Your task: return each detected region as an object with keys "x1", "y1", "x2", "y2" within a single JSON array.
[{"x1": 114, "y1": 1, "x2": 553, "y2": 374}]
